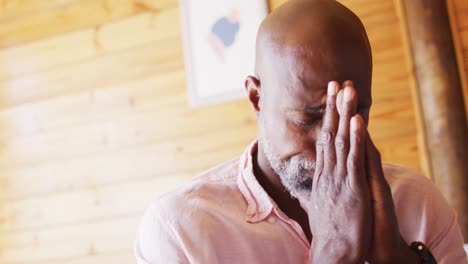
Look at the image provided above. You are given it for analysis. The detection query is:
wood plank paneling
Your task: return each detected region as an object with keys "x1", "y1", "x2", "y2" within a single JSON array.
[
  {"x1": 0, "y1": 216, "x2": 139, "y2": 262},
  {"x1": 0, "y1": 1, "x2": 84, "y2": 21},
  {"x1": 1, "y1": 0, "x2": 465, "y2": 263},
  {"x1": 0, "y1": 175, "x2": 184, "y2": 233},
  {"x1": 0, "y1": 7, "x2": 181, "y2": 106},
  {"x1": 0, "y1": 0, "x2": 175, "y2": 49},
  {"x1": 0, "y1": 129, "x2": 256, "y2": 232}
]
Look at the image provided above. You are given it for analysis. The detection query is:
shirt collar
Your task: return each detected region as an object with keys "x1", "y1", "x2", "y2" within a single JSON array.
[{"x1": 237, "y1": 140, "x2": 275, "y2": 223}]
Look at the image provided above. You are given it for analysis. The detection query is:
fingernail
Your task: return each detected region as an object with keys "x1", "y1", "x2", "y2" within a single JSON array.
[
  {"x1": 344, "y1": 80, "x2": 353, "y2": 87},
  {"x1": 344, "y1": 87, "x2": 352, "y2": 101},
  {"x1": 328, "y1": 82, "x2": 338, "y2": 96}
]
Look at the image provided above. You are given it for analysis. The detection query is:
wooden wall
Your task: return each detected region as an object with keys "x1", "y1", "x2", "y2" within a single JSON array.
[
  {"x1": 0, "y1": 0, "x2": 464, "y2": 263},
  {"x1": 451, "y1": 0, "x2": 468, "y2": 114}
]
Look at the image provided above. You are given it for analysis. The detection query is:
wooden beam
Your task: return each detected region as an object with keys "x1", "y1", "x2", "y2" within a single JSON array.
[
  {"x1": 397, "y1": 0, "x2": 468, "y2": 240},
  {"x1": 448, "y1": 0, "x2": 468, "y2": 118}
]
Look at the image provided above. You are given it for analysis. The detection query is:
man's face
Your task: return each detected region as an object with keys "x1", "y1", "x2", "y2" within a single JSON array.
[{"x1": 257, "y1": 49, "x2": 372, "y2": 199}]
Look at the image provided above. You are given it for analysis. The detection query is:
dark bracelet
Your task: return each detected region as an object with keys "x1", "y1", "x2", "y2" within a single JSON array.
[{"x1": 409, "y1": 241, "x2": 437, "y2": 264}]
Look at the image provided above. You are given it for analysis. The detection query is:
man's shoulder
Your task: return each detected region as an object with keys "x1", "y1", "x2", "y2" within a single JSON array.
[
  {"x1": 382, "y1": 162, "x2": 438, "y2": 204},
  {"x1": 146, "y1": 157, "x2": 243, "y2": 223},
  {"x1": 383, "y1": 162, "x2": 433, "y2": 189}
]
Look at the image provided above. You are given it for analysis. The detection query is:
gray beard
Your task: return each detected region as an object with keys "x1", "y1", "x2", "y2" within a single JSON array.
[{"x1": 259, "y1": 119, "x2": 315, "y2": 199}]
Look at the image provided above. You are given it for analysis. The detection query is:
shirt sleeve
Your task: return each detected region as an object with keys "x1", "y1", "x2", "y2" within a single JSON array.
[
  {"x1": 389, "y1": 164, "x2": 467, "y2": 264},
  {"x1": 134, "y1": 202, "x2": 190, "y2": 264},
  {"x1": 424, "y1": 180, "x2": 468, "y2": 263}
]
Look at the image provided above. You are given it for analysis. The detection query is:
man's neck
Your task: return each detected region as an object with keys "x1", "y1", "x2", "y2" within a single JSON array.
[
  {"x1": 252, "y1": 147, "x2": 292, "y2": 203},
  {"x1": 252, "y1": 146, "x2": 313, "y2": 243}
]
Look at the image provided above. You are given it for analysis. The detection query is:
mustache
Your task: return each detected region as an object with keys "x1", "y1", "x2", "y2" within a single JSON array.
[
  {"x1": 288, "y1": 156, "x2": 316, "y2": 170},
  {"x1": 281, "y1": 156, "x2": 317, "y2": 175}
]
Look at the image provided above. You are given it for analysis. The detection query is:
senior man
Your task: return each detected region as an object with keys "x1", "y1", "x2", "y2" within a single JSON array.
[{"x1": 135, "y1": 0, "x2": 467, "y2": 263}]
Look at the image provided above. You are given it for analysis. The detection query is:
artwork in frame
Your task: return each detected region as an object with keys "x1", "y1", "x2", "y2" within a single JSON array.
[{"x1": 179, "y1": 0, "x2": 269, "y2": 107}]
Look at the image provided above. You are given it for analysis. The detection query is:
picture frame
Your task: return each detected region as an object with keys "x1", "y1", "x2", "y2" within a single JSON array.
[{"x1": 179, "y1": 0, "x2": 269, "y2": 107}]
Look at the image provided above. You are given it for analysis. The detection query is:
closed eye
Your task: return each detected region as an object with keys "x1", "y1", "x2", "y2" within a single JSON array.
[
  {"x1": 287, "y1": 107, "x2": 325, "y2": 128},
  {"x1": 294, "y1": 116, "x2": 323, "y2": 128}
]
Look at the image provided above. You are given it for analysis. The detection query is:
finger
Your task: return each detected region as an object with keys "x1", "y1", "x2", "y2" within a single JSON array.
[
  {"x1": 365, "y1": 131, "x2": 400, "y2": 238},
  {"x1": 317, "y1": 81, "x2": 340, "y2": 170},
  {"x1": 365, "y1": 132, "x2": 384, "y2": 179},
  {"x1": 347, "y1": 114, "x2": 366, "y2": 190},
  {"x1": 337, "y1": 89, "x2": 344, "y2": 116},
  {"x1": 338, "y1": 80, "x2": 353, "y2": 116},
  {"x1": 336, "y1": 85, "x2": 358, "y2": 175},
  {"x1": 365, "y1": 131, "x2": 392, "y2": 203},
  {"x1": 313, "y1": 139, "x2": 324, "y2": 192}
]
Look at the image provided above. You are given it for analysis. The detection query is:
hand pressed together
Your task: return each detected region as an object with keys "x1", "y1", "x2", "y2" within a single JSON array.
[{"x1": 308, "y1": 81, "x2": 419, "y2": 264}]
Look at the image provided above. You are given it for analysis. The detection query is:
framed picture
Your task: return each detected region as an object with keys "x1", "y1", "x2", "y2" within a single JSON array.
[{"x1": 180, "y1": 0, "x2": 269, "y2": 107}]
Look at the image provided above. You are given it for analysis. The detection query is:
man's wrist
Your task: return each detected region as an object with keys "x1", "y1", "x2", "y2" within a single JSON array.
[{"x1": 400, "y1": 240, "x2": 422, "y2": 264}]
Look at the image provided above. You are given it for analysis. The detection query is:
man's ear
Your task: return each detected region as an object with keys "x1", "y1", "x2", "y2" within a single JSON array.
[{"x1": 244, "y1": 75, "x2": 261, "y2": 114}]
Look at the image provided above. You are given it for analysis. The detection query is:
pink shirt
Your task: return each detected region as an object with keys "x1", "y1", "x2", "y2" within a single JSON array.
[{"x1": 135, "y1": 142, "x2": 467, "y2": 263}]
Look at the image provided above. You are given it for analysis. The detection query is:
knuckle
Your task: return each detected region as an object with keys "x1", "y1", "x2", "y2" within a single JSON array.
[
  {"x1": 347, "y1": 157, "x2": 358, "y2": 170},
  {"x1": 317, "y1": 131, "x2": 333, "y2": 146},
  {"x1": 334, "y1": 136, "x2": 348, "y2": 151},
  {"x1": 326, "y1": 99, "x2": 336, "y2": 110},
  {"x1": 351, "y1": 133, "x2": 361, "y2": 145}
]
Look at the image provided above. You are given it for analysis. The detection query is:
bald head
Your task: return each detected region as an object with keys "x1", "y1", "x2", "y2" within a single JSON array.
[
  {"x1": 255, "y1": 0, "x2": 372, "y2": 94},
  {"x1": 258, "y1": 0, "x2": 369, "y2": 47}
]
